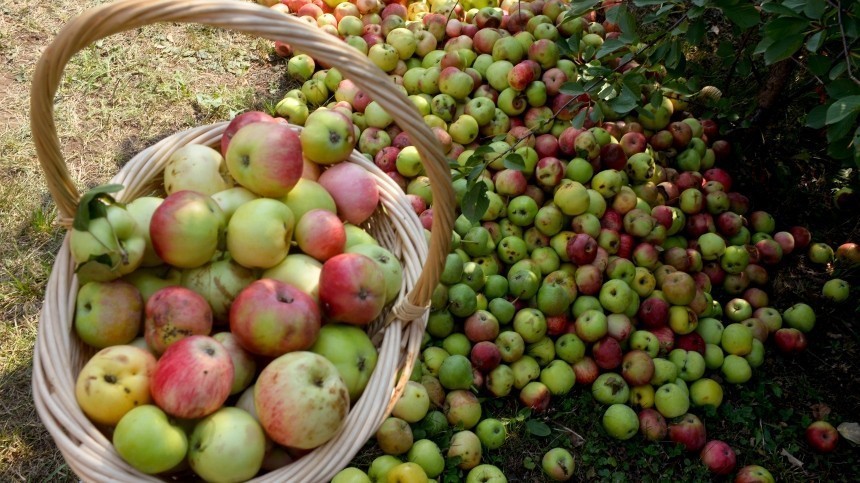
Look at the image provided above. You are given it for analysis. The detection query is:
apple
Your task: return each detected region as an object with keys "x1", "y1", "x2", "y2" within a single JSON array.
[
  {"x1": 639, "y1": 408, "x2": 668, "y2": 441},
  {"x1": 445, "y1": 390, "x2": 482, "y2": 430},
  {"x1": 668, "y1": 412, "x2": 707, "y2": 452},
  {"x1": 150, "y1": 335, "x2": 233, "y2": 419},
  {"x1": 735, "y1": 465, "x2": 776, "y2": 483},
  {"x1": 386, "y1": 462, "x2": 429, "y2": 482},
  {"x1": 188, "y1": 407, "x2": 266, "y2": 482},
  {"x1": 408, "y1": 439, "x2": 445, "y2": 478},
  {"x1": 225, "y1": 121, "x2": 303, "y2": 197},
  {"x1": 654, "y1": 383, "x2": 690, "y2": 419},
  {"x1": 310, "y1": 323, "x2": 378, "y2": 402},
  {"x1": 144, "y1": 286, "x2": 212, "y2": 354},
  {"x1": 466, "y1": 465, "x2": 507, "y2": 483},
  {"x1": 393, "y1": 381, "x2": 431, "y2": 423},
  {"x1": 226, "y1": 197, "x2": 295, "y2": 270},
  {"x1": 808, "y1": 242, "x2": 834, "y2": 264},
  {"x1": 220, "y1": 110, "x2": 276, "y2": 155},
  {"x1": 75, "y1": 345, "x2": 157, "y2": 426},
  {"x1": 541, "y1": 447, "x2": 575, "y2": 481},
  {"x1": 112, "y1": 405, "x2": 188, "y2": 474},
  {"x1": 162, "y1": 144, "x2": 230, "y2": 196},
  {"x1": 255, "y1": 351, "x2": 349, "y2": 449},
  {"x1": 601, "y1": 403, "x2": 639, "y2": 441},
  {"x1": 783, "y1": 302, "x2": 816, "y2": 332},
  {"x1": 689, "y1": 378, "x2": 723, "y2": 408},
  {"x1": 332, "y1": 467, "x2": 371, "y2": 483},
  {"x1": 319, "y1": 253, "x2": 387, "y2": 325},
  {"x1": 211, "y1": 332, "x2": 256, "y2": 395},
  {"x1": 721, "y1": 354, "x2": 753, "y2": 384},
  {"x1": 230, "y1": 278, "x2": 320, "y2": 357},
  {"x1": 74, "y1": 280, "x2": 142, "y2": 349},
  {"x1": 293, "y1": 209, "x2": 346, "y2": 262},
  {"x1": 318, "y1": 162, "x2": 380, "y2": 225},
  {"x1": 699, "y1": 439, "x2": 736, "y2": 475},
  {"x1": 70, "y1": 200, "x2": 146, "y2": 282},
  {"x1": 149, "y1": 191, "x2": 226, "y2": 268},
  {"x1": 591, "y1": 372, "x2": 629, "y2": 405},
  {"x1": 486, "y1": 364, "x2": 515, "y2": 397},
  {"x1": 448, "y1": 430, "x2": 482, "y2": 470},
  {"x1": 367, "y1": 455, "x2": 402, "y2": 483},
  {"x1": 822, "y1": 278, "x2": 850, "y2": 302},
  {"x1": 806, "y1": 420, "x2": 839, "y2": 453},
  {"x1": 281, "y1": 178, "x2": 337, "y2": 220},
  {"x1": 376, "y1": 417, "x2": 414, "y2": 456},
  {"x1": 300, "y1": 109, "x2": 357, "y2": 165}
]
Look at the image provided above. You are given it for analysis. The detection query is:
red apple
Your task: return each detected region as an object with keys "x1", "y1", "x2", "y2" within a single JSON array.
[
  {"x1": 806, "y1": 421, "x2": 839, "y2": 453},
  {"x1": 319, "y1": 253, "x2": 387, "y2": 325},
  {"x1": 230, "y1": 279, "x2": 321, "y2": 357},
  {"x1": 150, "y1": 335, "x2": 234, "y2": 419},
  {"x1": 144, "y1": 286, "x2": 213, "y2": 355},
  {"x1": 318, "y1": 162, "x2": 380, "y2": 225},
  {"x1": 700, "y1": 439, "x2": 737, "y2": 475},
  {"x1": 668, "y1": 413, "x2": 707, "y2": 452}
]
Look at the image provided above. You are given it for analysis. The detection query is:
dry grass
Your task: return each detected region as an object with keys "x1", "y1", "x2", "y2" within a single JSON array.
[{"x1": 0, "y1": 0, "x2": 288, "y2": 479}]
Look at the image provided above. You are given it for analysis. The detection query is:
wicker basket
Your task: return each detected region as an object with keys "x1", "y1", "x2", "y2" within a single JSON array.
[{"x1": 30, "y1": 0, "x2": 454, "y2": 481}]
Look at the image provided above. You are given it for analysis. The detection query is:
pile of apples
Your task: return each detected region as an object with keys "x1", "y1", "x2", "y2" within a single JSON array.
[
  {"x1": 243, "y1": 0, "x2": 860, "y2": 481},
  {"x1": 69, "y1": 109, "x2": 411, "y2": 481}
]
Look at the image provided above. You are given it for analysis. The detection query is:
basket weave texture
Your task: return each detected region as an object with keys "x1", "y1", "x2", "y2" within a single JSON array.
[{"x1": 30, "y1": 0, "x2": 455, "y2": 481}]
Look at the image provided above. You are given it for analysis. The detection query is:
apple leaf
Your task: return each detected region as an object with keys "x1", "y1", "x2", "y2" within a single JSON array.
[
  {"x1": 649, "y1": 90, "x2": 663, "y2": 109},
  {"x1": 806, "y1": 104, "x2": 827, "y2": 129},
  {"x1": 461, "y1": 182, "x2": 489, "y2": 224},
  {"x1": 717, "y1": 0, "x2": 761, "y2": 29},
  {"x1": 567, "y1": 0, "x2": 600, "y2": 17},
  {"x1": 503, "y1": 153, "x2": 525, "y2": 171},
  {"x1": 763, "y1": 35, "x2": 804, "y2": 65},
  {"x1": 805, "y1": 30, "x2": 824, "y2": 53},
  {"x1": 825, "y1": 95, "x2": 860, "y2": 125},
  {"x1": 73, "y1": 184, "x2": 124, "y2": 231},
  {"x1": 560, "y1": 81, "x2": 586, "y2": 98},
  {"x1": 571, "y1": 107, "x2": 589, "y2": 129},
  {"x1": 525, "y1": 419, "x2": 552, "y2": 437}
]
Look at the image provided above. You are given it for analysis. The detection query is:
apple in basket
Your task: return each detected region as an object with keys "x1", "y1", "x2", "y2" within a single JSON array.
[
  {"x1": 150, "y1": 335, "x2": 234, "y2": 419},
  {"x1": 149, "y1": 190, "x2": 226, "y2": 269},
  {"x1": 75, "y1": 344, "x2": 157, "y2": 426},
  {"x1": 229, "y1": 278, "x2": 322, "y2": 357},
  {"x1": 225, "y1": 121, "x2": 304, "y2": 198},
  {"x1": 319, "y1": 253, "x2": 388, "y2": 325},
  {"x1": 254, "y1": 351, "x2": 350, "y2": 449}
]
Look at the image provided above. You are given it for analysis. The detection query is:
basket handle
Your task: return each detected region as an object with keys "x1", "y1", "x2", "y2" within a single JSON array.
[{"x1": 30, "y1": 0, "x2": 454, "y2": 311}]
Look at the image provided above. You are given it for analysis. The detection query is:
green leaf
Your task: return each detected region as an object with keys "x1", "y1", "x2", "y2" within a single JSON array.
[
  {"x1": 467, "y1": 163, "x2": 485, "y2": 182},
  {"x1": 687, "y1": 18, "x2": 706, "y2": 45},
  {"x1": 829, "y1": 60, "x2": 849, "y2": 81},
  {"x1": 617, "y1": 9, "x2": 638, "y2": 42},
  {"x1": 827, "y1": 111, "x2": 858, "y2": 142},
  {"x1": 596, "y1": 39, "x2": 626, "y2": 59},
  {"x1": 589, "y1": 102, "x2": 603, "y2": 123},
  {"x1": 805, "y1": 30, "x2": 824, "y2": 52},
  {"x1": 571, "y1": 107, "x2": 588, "y2": 129},
  {"x1": 808, "y1": 55, "x2": 832, "y2": 76},
  {"x1": 560, "y1": 81, "x2": 586, "y2": 97},
  {"x1": 761, "y1": 3, "x2": 803, "y2": 17},
  {"x1": 525, "y1": 419, "x2": 552, "y2": 437},
  {"x1": 568, "y1": 0, "x2": 600, "y2": 17},
  {"x1": 753, "y1": 37, "x2": 775, "y2": 56},
  {"x1": 804, "y1": 1, "x2": 826, "y2": 20},
  {"x1": 650, "y1": 90, "x2": 663, "y2": 109},
  {"x1": 825, "y1": 96, "x2": 860, "y2": 124},
  {"x1": 806, "y1": 104, "x2": 828, "y2": 128},
  {"x1": 826, "y1": 79, "x2": 860, "y2": 98},
  {"x1": 503, "y1": 153, "x2": 526, "y2": 171},
  {"x1": 763, "y1": 35, "x2": 804, "y2": 64},
  {"x1": 633, "y1": 0, "x2": 669, "y2": 6},
  {"x1": 764, "y1": 17, "x2": 810, "y2": 37},
  {"x1": 73, "y1": 184, "x2": 124, "y2": 231},
  {"x1": 717, "y1": 1, "x2": 761, "y2": 29},
  {"x1": 782, "y1": 0, "x2": 807, "y2": 13},
  {"x1": 462, "y1": 182, "x2": 489, "y2": 223}
]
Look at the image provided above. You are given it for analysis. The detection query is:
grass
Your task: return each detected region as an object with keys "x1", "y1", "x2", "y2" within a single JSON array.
[{"x1": 0, "y1": 0, "x2": 858, "y2": 481}]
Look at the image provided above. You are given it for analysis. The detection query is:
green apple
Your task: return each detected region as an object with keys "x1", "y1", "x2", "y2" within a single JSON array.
[
  {"x1": 226, "y1": 198, "x2": 295, "y2": 269},
  {"x1": 475, "y1": 418, "x2": 507, "y2": 449},
  {"x1": 407, "y1": 439, "x2": 445, "y2": 478},
  {"x1": 721, "y1": 323, "x2": 754, "y2": 356},
  {"x1": 447, "y1": 430, "x2": 482, "y2": 470},
  {"x1": 310, "y1": 323, "x2": 378, "y2": 402},
  {"x1": 188, "y1": 407, "x2": 266, "y2": 482},
  {"x1": 653, "y1": 383, "x2": 690, "y2": 418},
  {"x1": 163, "y1": 144, "x2": 230, "y2": 196},
  {"x1": 602, "y1": 403, "x2": 640, "y2": 440},
  {"x1": 591, "y1": 372, "x2": 629, "y2": 405},
  {"x1": 466, "y1": 464, "x2": 508, "y2": 483},
  {"x1": 332, "y1": 467, "x2": 371, "y2": 483},
  {"x1": 125, "y1": 196, "x2": 165, "y2": 267},
  {"x1": 822, "y1": 278, "x2": 850, "y2": 302},
  {"x1": 689, "y1": 378, "x2": 723, "y2": 408},
  {"x1": 721, "y1": 354, "x2": 753, "y2": 384},
  {"x1": 368, "y1": 455, "x2": 402, "y2": 483},
  {"x1": 262, "y1": 253, "x2": 322, "y2": 303},
  {"x1": 783, "y1": 302, "x2": 816, "y2": 332},
  {"x1": 375, "y1": 417, "x2": 414, "y2": 456},
  {"x1": 113, "y1": 405, "x2": 188, "y2": 474},
  {"x1": 281, "y1": 178, "x2": 337, "y2": 220},
  {"x1": 392, "y1": 381, "x2": 431, "y2": 423}
]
